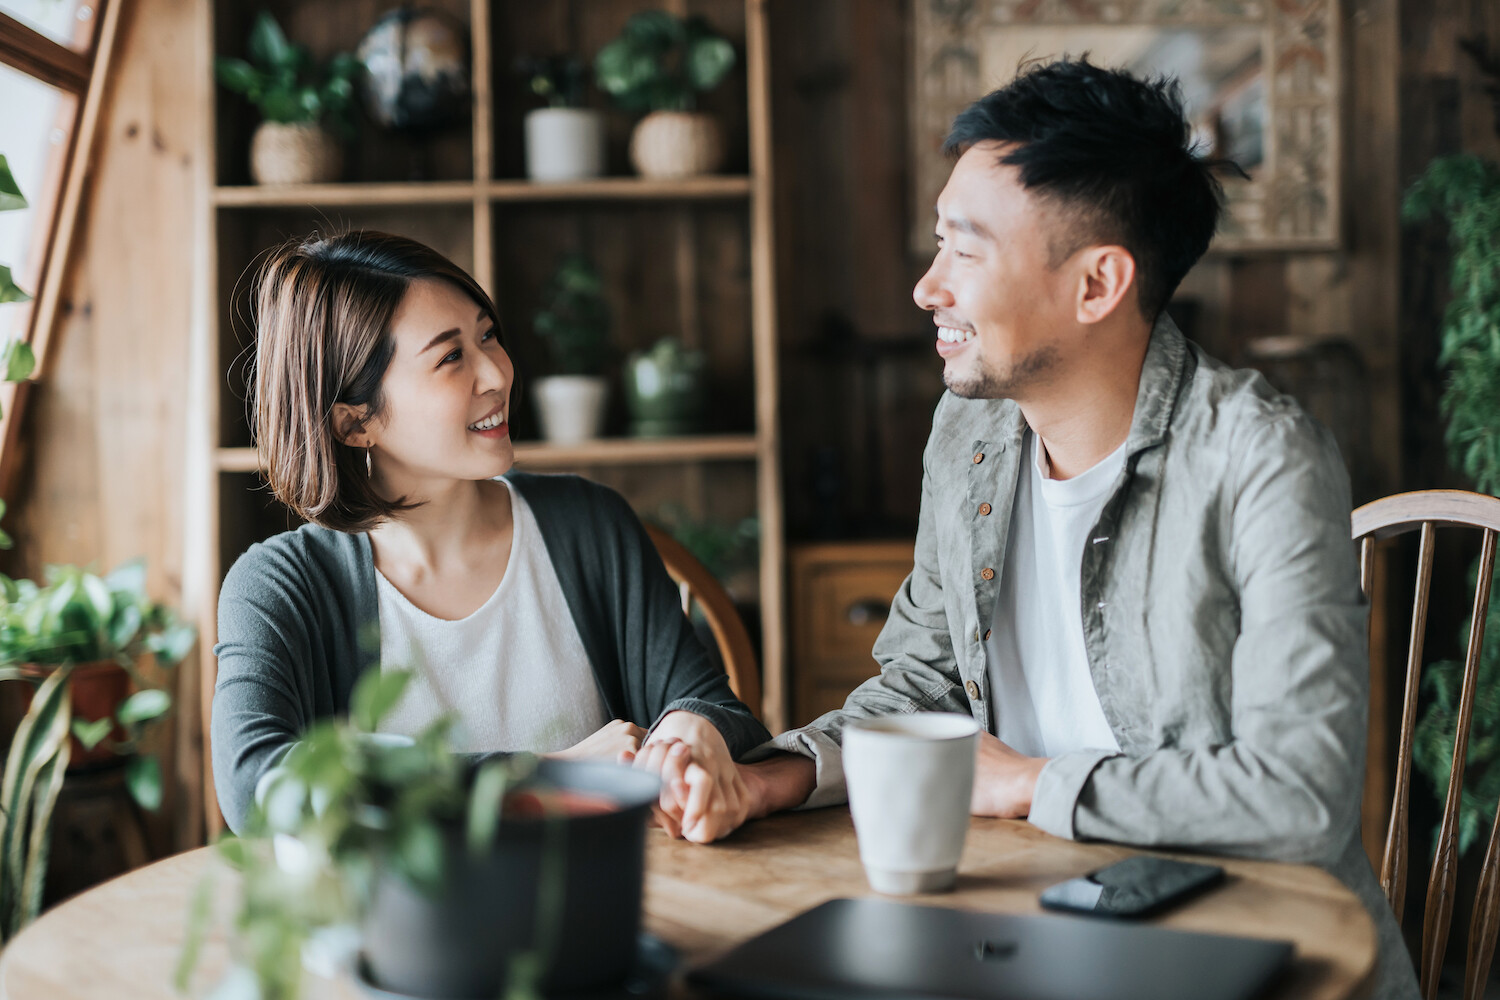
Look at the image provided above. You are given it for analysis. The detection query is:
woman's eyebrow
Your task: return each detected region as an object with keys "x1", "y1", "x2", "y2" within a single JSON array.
[{"x1": 420, "y1": 328, "x2": 462, "y2": 354}]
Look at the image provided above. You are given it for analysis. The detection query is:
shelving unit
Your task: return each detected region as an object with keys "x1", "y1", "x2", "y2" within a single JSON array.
[{"x1": 191, "y1": 0, "x2": 785, "y2": 836}]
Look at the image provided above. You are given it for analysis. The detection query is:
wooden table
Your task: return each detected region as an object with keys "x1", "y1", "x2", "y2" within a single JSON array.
[{"x1": 0, "y1": 808, "x2": 1375, "y2": 999}]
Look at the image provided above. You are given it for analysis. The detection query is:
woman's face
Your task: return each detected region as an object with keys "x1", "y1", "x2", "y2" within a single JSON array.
[{"x1": 361, "y1": 277, "x2": 515, "y2": 493}]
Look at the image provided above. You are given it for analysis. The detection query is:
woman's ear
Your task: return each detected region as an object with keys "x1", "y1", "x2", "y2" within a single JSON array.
[{"x1": 331, "y1": 402, "x2": 371, "y2": 448}]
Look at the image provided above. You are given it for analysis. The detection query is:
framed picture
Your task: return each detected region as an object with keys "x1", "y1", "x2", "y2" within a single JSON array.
[{"x1": 911, "y1": 0, "x2": 1341, "y2": 253}]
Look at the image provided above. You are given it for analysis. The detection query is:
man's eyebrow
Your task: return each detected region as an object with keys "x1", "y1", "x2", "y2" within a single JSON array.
[
  {"x1": 420, "y1": 328, "x2": 462, "y2": 354},
  {"x1": 943, "y1": 213, "x2": 993, "y2": 240}
]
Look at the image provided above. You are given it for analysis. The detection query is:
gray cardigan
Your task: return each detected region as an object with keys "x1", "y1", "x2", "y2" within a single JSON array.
[{"x1": 212, "y1": 471, "x2": 769, "y2": 833}]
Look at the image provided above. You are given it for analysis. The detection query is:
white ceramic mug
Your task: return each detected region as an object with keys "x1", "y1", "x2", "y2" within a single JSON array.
[{"x1": 843, "y1": 712, "x2": 981, "y2": 894}]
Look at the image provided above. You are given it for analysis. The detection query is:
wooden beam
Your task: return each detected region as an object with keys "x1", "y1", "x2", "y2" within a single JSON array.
[{"x1": 0, "y1": 11, "x2": 90, "y2": 94}]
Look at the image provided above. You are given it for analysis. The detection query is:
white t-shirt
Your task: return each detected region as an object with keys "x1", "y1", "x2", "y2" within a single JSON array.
[
  {"x1": 374, "y1": 479, "x2": 609, "y2": 753},
  {"x1": 986, "y1": 431, "x2": 1124, "y2": 758}
]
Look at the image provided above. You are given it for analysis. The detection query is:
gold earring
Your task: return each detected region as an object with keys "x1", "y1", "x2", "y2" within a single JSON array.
[{"x1": 365, "y1": 447, "x2": 373, "y2": 479}]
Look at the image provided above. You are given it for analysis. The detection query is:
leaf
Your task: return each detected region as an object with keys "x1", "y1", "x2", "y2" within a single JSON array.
[
  {"x1": 104, "y1": 559, "x2": 147, "y2": 600},
  {"x1": 145, "y1": 622, "x2": 196, "y2": 665},
  {"x1": 0, "y1": 156, "x2": 24, "y2": 213},
  {"x1": 125, "y1": 754, "x2": 163, "y2": 811},
  {"x1": 213, "y1": 57, "x2": 261, "y2": 95},
  {"x1": 684, "y1": 37, "x2": 735, "y2": 93},
  {"x1": 350, "y1": 669, "x2": 410, "y2": 733},
  {"x1": 71, "y1": 717, "x2": 113, "y2": 750},
  {"x1": 247, "y1": 11, "x2": 293, "y2": 71},
  {"x1": 395, "y1": 819, "x2": 445, "y2": 890},
  {"x1": 0, "y1": 268, "x2": 31, "y2": 307},
  {"x1": 18, "y1": 736, "x2": 69, "y2": 930},
  {"x1": 117, "y1": 688, "x2": 171, "y2": 727},
  {"x1": 0, "y1": 666, "x2": 72, "y2": 939},
  {"x1": 80, "y1": 573, "x2": 113, "y2": 637},
  {"x1": 466, "y1": 759, "x2": 512, "y2": 854}
]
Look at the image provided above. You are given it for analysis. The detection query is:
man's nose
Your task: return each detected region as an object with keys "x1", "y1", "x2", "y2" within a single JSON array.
[{"x1": 913, "y1": 263, "x2": 951, "y2": 311}]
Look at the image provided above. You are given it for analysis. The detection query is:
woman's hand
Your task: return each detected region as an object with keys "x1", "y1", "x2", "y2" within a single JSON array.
[
  {"x1": 624, "y1": 711, "x2": 753, "y2": 843},
  {"x1": 550, "y1": 719, "x2": 646, "y2": 762}
]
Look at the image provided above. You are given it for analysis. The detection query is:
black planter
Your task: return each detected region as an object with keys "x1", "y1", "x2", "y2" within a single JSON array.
[{"x1": 361, "y1": 759, "x2": 661, "y2": 999}]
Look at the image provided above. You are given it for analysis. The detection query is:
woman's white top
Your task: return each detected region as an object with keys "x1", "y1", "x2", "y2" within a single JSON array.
[{"x1": 374, "y1": 479, "x2": 609, "y2": 753}]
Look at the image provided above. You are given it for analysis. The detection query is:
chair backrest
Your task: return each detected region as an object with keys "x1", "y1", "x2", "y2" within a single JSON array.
[
  {"x1": 644, "y1": 524, "x2": 762, "y2": 718},
  {"x1": 1354, "y1": 489, "x2": 1500, "y2": 1000}
]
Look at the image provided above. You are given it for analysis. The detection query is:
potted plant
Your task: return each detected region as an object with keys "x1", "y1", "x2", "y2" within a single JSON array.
[
  {"x1": 532, "y1": 254, "x2": 612, "y2": 443},
  {"x1": 594, "y1": 10, "x2": 736, "y2": 179},
  {"x1": 179, "y1": 670, "x2": 662, "y2": 1000},
  {"x1": 216, "y1": 11, "x2": 360, "y2": 185},
  {"x1": 0, "y1": 556, "x2": 194, "y2": 941},
  {"x1": 517, "y1": 54, "x2": 605, "y2": 183},
  {"x1": 1405, "y1": 154, "x2": 1500, "y2": 856},
  {"x1": 624, "y1": 337, "x2": 707, "y2": 437}
]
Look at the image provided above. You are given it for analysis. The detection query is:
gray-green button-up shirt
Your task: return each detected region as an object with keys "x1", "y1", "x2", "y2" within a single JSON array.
[{"x1": 760, "y1": 316, "x2": 1418, "y2": 999}]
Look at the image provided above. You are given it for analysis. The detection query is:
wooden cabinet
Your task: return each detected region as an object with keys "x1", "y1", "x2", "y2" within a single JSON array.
[
  {"x1": 192, "y1": 1, "x2": 784, "y2": 835},
  {"x1": 789, "y1": 540, "x2": 914, "y2": 727}
]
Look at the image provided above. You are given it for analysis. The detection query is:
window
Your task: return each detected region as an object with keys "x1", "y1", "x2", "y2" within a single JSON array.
[{"x1": 0, "y1": 3, "x2": 122, "y2": 491}]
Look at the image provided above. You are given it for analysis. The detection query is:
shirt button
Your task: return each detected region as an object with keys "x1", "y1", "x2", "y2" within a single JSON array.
[
  {"x1": 984, "y1": 628, "x2": 992, "y2": 640},
  {"x1": 973, "y1": 452, "x2": 984, "y2": 464},
  {"x1": 980, "y1": 567, "x2": 995, "y2": 581},
  {"x1": 978, "y1": 502, "x2": 992, "y2": 516},
  {"x1": 965, "y1": 680, "x2": 980, "y2": 699}
]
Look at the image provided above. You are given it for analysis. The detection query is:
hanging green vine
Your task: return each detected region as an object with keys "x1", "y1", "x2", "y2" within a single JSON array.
[{"x1": 1404, "y1": 154, "x2": 1500, "y2": 855}]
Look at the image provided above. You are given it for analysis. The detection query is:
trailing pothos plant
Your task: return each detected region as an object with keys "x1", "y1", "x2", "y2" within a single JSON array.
[
  {"x1": 177, "y1": 669, "x2": 551, "y2": 1000},
  {"x1": 1, "y1": 152, "x2": 38, "y2": 415},
  {"x1": 0, "y1": 555, "x2": 195, "y2": 941},
  {"x1": 1404, "y1": 154, "x2": 1500, "y2": 855}
]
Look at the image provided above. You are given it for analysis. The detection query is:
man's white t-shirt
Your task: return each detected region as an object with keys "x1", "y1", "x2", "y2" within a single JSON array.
[
  {"x1": 985, "y1": 431, "x2": 1124, "y2": 758},
  {"x1": 375, "y1": 478, "x2": 609, "y2": 753}
]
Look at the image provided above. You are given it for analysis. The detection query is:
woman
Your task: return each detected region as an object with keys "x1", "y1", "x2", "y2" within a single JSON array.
[{"x1": 212, "y1": 230, "x2": 767, "y2": 836}]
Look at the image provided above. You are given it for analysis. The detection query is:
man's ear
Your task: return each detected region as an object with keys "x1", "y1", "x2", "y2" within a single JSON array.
[
  {"x1": 331, "y1": 402, "x2": 371, "y2": 448},
  {"x1": 1075, "y1": 245, "x2": 1136, "y2": 325}
]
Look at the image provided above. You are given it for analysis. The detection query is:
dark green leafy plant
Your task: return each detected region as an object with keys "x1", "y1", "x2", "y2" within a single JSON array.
[
  {"x1": 653, "y1": 505, "x2": 758, "y2": 581},
  {"x1": 215, "y1": 11, "x2": 360, "y2": 136},
  {"x1": 533, "y1": 254, "x2": 611, "y2": 376},
  {"x1": 0, "y1": 560, "x2": 196, "y2": 811},
  {"x1": 594, "y1": 10, "x2": 735, "y2": 113},
  {"x1": 517, "y1": 54, "x2": 587, "y2": 109},
  {"x1": 178, "y1": 670, "x2": 545, "y2": 1000},
  {"x1": 1404, "y1": 154, "x2": 1500, "y2": 856}
]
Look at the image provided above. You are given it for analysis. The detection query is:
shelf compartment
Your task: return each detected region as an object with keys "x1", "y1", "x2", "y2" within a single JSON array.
[
  {"x1": 487, "y1": 176, "x2": 751, "y2": 202},
  {"x1": 215, "y1": 182, "x2": 479, "y2": 208}
]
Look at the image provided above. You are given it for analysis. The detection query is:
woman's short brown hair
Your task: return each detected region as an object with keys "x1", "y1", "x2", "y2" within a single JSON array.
[{"x1": 251, "y1": 230, "x2": 504, "y2": 532}]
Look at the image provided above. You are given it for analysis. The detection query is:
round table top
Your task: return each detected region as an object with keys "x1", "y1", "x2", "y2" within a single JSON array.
[{"x1": 0, "y1": 807, "x2": 1375, "y2": 999}]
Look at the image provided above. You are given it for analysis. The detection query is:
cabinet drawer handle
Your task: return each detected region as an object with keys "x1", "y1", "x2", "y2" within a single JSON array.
[{"x1": 845, "y1": 599, "x2": 891, "y2": 626}]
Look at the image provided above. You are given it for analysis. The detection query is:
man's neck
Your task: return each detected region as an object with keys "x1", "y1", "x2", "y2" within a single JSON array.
[{"x1": 1020, "y1": 325, "x2": 1150, "y2": 481}]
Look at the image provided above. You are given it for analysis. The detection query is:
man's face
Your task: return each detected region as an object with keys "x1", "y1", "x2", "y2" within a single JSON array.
[{"x1": 913, "y1": 143, "x2": 1080, "y2": 400}]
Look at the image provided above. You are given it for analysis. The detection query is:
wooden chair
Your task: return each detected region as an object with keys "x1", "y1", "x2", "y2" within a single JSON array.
[
  {"x1": 644, "y1": 524, "x2": 762, "y2": 718},
  {"x1": 1354, "y1": 489, "x2": 1500, "y2": 1000}
]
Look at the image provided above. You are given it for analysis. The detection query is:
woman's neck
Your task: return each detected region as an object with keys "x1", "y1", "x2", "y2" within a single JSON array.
[{"x1": 368, "y1": 477, "x2": 513, "y2": 577}]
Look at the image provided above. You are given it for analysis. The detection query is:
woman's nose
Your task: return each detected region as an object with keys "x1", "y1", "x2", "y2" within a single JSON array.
[{"x1": 475, "y1": 347, "x2": 509, "y2": 393}]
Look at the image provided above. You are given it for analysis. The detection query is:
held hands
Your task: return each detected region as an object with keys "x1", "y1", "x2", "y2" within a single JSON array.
[
  {"x1": 551, "y1": 719, "x2": 647, "y2": 762},
  {"x1": 621, "y1": 711, "x2": 753, "y2": 843},
  {"x1": 970, "y1": 730, "x2": 1048, "y2": 818}
]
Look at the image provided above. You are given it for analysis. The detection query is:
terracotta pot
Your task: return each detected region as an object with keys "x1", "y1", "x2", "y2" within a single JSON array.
[
  {"x1": 250, "y1": 121, "x2": 343, "y2": 185},
  {"x1": 19, "y1": 661, "x2": 130, "y2": 767},
  {"x1": 628, "y1": 111, "x2": 723, "y2": 179}
]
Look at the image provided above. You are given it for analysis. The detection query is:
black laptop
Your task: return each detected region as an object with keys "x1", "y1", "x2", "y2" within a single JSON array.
[{"x1": 687, "y1": 897, "x2": 1292, "y2": 1000}]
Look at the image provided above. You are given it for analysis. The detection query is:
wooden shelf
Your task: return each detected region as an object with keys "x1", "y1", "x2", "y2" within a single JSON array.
[
  {"x1": 217, "y1": 435, "x2": 760, "y2": 473},
  {"x1": 214, "y1": 182, "x2": 478, "y2": 208},
  {"x1": 487, "y1": 176, "x2": 752, "y2": 202}
]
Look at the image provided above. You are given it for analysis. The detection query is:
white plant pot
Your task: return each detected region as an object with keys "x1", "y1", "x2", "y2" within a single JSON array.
[
  {"x1": 533, "y1": 375, "x2": 608, "y2": 444},
  {"x1": 629, "y1": 111, "x2": 723, "y2": 179},
  {"x1": 524, "y1": 108, "x2": 606, "y2": 182},
  {"x1": 250, "y1": 121, "x2": 343, "y2": 185}
]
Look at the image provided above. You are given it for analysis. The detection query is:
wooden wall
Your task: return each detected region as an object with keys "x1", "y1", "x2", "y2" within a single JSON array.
[{"x1": 3, "y1": 0, "x2": 207, "y2": 854}]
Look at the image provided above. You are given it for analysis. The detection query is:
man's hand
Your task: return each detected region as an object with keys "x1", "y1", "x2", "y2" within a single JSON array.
[
  {"x1": 549, "y1": 720, "x2": 646, "y2": 762},
  {"x1": 971, "y1": 731, "x2": 1047, "y2": 817}
]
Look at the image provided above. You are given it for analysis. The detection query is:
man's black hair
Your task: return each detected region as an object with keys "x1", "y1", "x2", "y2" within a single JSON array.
[{"x1": 944, "y1": 56, "x2": 1237, "y2": 321}]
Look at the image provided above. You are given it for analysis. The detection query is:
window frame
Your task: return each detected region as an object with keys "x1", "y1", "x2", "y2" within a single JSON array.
[{"x1": 0, "y1": 3, "x2": 126, "y2": 496}]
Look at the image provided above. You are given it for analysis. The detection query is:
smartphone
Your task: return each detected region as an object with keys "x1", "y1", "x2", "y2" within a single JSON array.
[{"x1": 1038, "y1": 856, "x2": 1225, "y2": 918}]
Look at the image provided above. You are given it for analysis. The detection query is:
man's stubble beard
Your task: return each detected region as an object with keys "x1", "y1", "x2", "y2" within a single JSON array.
[{"x1": 943, "y1": 342, "x2": 1061, "y2": 400}]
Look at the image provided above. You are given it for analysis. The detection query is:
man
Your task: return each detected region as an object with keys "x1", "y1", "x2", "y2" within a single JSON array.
[{"x1": 641, "y1": 58, "x2": 1418, "y2": 999}]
